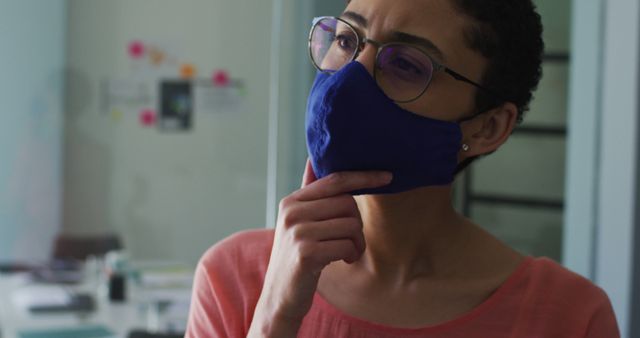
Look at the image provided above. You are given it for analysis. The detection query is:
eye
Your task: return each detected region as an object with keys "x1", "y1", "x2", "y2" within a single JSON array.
[
  {"x1": 329, "y1": 19, "x2": 359, "y2": 55},
  {"x1": 334, "y1": 32, "x2": 358, "y2": 52},
  {"x1": 390, "y1": 57, "x2": 424, "y2": 75}
]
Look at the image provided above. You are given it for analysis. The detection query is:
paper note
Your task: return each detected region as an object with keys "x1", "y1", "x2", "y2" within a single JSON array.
[{"x1": 19, "y1": 325, "x2": 115, "y2": 338}]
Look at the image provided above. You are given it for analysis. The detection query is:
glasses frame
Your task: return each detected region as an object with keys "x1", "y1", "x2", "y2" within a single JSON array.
[{"x1": 308, "y1": 16, "x2": 500, "y2": 103}]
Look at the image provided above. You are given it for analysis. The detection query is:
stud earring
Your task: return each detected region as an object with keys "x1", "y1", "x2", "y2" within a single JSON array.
[{"x1": 461, "y1": 144, "x2": 470, "y2": 152}]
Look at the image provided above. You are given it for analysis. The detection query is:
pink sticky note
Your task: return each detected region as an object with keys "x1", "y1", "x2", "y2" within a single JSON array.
[
  {"x1": 212, "y1": 70, "x2": 230, "y2": 87},
  {"x1": 128, "y1": 41, "x2": 145, "y2": 59},
  {"x1": 139, "y1": 109, "x2": 156, "y2": 126}
]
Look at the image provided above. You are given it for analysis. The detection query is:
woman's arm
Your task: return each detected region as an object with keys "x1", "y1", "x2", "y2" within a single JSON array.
[{"x1": 246, "y1": 160, "x2": 392, "y2": 338}]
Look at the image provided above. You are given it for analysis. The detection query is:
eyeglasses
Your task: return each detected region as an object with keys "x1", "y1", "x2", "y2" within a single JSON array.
[{"x1": 308, "y1": 16, "x2": 498, "y2": 103}]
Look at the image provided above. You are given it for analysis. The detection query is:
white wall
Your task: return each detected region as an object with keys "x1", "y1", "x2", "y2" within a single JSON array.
[
  {"x1": 563, "y1": 0, "x2": 601, "y2": 282},
  {"x1": 0, "y1": 0, "x2": 66, "y2": 262},
  {"x1": 64, "y1": 0, "x2": 275, "y2": 263},
  {"x1": 595, "y1": 0, "x2": 638, "y2": 335},
  {"x1": 270, "y1": 0, "x2": 359, "y2": 226},
  {"x1": 565, "y1": 0, "x2": 639, "y2": 336}
]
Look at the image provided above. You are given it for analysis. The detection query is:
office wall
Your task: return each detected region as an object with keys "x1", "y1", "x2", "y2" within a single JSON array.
[
  {"x1": 64, "y1": 0, "x2": 276, "y2": 263},
  {"x1": 0, "y1": 0, "x2": 66, "y2": 262}
]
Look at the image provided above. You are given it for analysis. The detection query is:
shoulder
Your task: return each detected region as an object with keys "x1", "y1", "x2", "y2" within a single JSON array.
[
  {"x1": 522, "y1": 257, "x2": 619, "y2": 336},
  {"x1": 189, "y1": 229, "x2": 275, "y2": 334},
  {"x1": 199, "y1": 228, "x2": 275, "y2": 279},
  {"x1": 201, "y1": 228, "x2": 275, "y2": 262},
  {"x1": 194, "y1": 228, "x2": 275, "y2": 297},
  {"x1": 528, "y1": 257, "x2": 609, "y2": 304},
  {"x1": 186, "y1": 229, "x2": 274, "y2": 337}
]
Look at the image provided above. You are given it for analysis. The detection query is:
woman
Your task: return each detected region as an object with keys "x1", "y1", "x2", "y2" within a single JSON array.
[{"x1": 186, "y1": 0, "x2": 619, "y2": 337}]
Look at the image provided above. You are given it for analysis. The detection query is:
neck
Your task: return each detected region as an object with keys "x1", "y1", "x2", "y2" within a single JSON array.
[{"x1": 352, "y1": 185, "x2": 471, "y2": 284}]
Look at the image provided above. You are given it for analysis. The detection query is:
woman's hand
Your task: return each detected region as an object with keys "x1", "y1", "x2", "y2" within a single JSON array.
[{"x1": 247, "y1": 159, "x2": 392, "y2": 338}]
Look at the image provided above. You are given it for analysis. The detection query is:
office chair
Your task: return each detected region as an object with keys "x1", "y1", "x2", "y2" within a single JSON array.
[{"x1": 52, "y1": 233, "x2": 123, "y2": 261}]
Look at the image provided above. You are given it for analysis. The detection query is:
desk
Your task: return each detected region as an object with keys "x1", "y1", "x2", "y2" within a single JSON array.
[{"x1": 0, "y1": 267, "x2": 191, "y2": 338}]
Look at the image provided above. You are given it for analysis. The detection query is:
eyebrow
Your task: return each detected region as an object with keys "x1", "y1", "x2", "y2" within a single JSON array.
[
  {"x1": 341, "y1": 11, "x2": 368, "y2": 28},
  {"x1": 389, "y1": 31, "x2": 446, "y2": 62},
  {"x1": 340, "y1": 11, "x2": 446, "y2": 62}
]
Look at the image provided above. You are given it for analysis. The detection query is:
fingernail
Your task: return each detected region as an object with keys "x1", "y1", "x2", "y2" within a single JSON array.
[{"x1": 380, "y1": 172, "x2": 393, "y2": 183}]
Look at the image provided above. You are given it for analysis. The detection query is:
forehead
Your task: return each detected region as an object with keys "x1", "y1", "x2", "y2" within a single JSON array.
[{"x1": 344, "y1": 0, "x2": 472, "y2": 62}]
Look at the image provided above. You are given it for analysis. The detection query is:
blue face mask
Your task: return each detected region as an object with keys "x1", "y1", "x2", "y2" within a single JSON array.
[{"x1": 305, "y1": 61, "x2": 463, "y2": 195}]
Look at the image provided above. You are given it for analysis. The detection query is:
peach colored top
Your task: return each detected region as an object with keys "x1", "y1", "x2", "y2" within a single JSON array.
[{"x1": 185, "y1": 229, "x2": 619, "y2": 338}]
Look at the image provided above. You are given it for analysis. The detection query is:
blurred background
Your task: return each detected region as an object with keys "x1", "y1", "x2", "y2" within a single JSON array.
[{"x1": 0, "y1": 0, "x2": 638, "y2": 337}]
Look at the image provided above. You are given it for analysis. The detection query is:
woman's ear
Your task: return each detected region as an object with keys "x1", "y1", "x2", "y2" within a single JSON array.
[{"x1": 458, "y1": 102, "x2": 518, "y2": 160}]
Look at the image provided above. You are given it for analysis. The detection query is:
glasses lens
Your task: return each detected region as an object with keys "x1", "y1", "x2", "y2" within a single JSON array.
[
  {"x1": 310, "y1": 17, "x2": 359, "y2": 72},
  {"x1": 376, "y1": 44, "x2": 434, "y2": 102}
]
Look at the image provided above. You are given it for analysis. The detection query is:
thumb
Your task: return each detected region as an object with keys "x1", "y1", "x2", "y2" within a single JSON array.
[{"x1": 301, "y1": 158, "x2": 318, "y2": 188}]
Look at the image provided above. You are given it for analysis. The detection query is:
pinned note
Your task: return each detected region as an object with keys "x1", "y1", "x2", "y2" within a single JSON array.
[
  {"x1": 128, "y1": 40, "x2": 145, "y2": 59},
  {"x1": 139, "y1": 109, "x2": 157, "y2": 127},
  {"x1": 180, "y1": 63, "x2": 197, "y2": 79},
  {"x1": 159, "y1": 81, "x2": 192, "y2": 131},
  {"x1": 212, "y1": 69, "x2": 230, "y2": 87}
]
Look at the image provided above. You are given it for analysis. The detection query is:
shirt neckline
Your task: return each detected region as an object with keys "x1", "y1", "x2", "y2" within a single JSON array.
[{"x1": 312, "y1": 255, "x2": 534, "y2": 335}]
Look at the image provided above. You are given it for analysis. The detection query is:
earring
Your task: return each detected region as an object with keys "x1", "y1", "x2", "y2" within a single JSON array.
[{"x1": 461, "y1": 144, "x2": 470, "y2": 152}]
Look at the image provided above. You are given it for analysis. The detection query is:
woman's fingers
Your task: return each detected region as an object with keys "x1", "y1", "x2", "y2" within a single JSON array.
[
  {"x1": 301, "y1": 158, "x2": 317, "y2": 188},
  {"x1": 299, "y1": 239, "x2": 361, "y2": 273},
  {"x1": 281, "y1": 194, "x2": 360, "y2": 224},
  {"x1": 292, "y1": 217, "x2": 365, "y2": 253},
  {"x1": 253, "y1": 164, "x2": 382, "y2": 326},
  {"x1": 295, "y1": 171, "x2": 393, "y2": 201}
]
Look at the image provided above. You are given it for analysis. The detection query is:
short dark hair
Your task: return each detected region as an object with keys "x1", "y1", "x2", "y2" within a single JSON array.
[
  {"x1": 452, "y1": 0, "x2": 544, "y2": 173},
  {"x1": 452, "y1": 0, "x2": 544, "y2": 121}
]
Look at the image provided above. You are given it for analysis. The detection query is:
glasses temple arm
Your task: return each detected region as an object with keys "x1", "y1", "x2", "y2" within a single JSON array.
[{"x1": 443, "y1": 68, "x2": 504, "y2": 103}]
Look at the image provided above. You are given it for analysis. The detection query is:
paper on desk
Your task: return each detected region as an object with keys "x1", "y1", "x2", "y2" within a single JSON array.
[
  {"x1": 12, "y1": 285, "x2": 71, "y2": 312},
  {"x1": 18, "y1": 325, "x2": 116, "y2": 338},
  {"x1": 136, "y1": 263, "x2": 193, "y2": 288},
  {"x1": 140, "y1": 272, "x2": 193, "y2": 288}
]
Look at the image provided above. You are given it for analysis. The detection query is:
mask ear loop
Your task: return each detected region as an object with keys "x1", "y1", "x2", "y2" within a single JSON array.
[
  {"x1": 453, "y1": 98, "x2": 507, "y2": 173},
  {"x1": 454, "y1": 100, "x2": 501, "y2": 166},
  {"x1": 457, "y1": 113, "x2": 478, "y2": 153}
]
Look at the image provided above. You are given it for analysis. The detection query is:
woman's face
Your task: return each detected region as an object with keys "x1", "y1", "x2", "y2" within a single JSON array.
[{"x1": 342, "y1": 0, "x2": 488, "y2": 122}]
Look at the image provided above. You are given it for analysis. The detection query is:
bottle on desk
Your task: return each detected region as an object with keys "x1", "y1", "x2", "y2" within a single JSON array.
[
  {"x1": 108, "y1": 272, "x2": 126, "y2": 302},
  {"x1": 105, "y1": 251, "x2": 129, "y2": 303}
]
